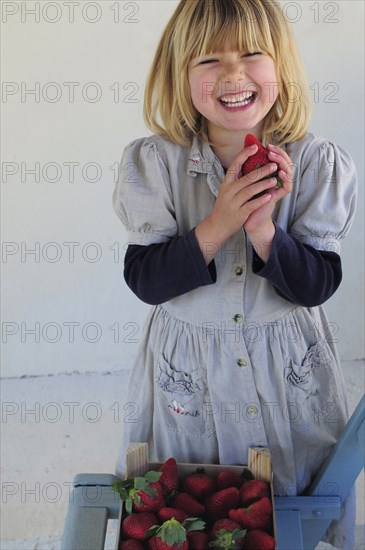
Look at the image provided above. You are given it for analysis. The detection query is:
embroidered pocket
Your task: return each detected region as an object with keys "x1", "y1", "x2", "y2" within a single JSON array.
[
  {"x1": 155, "y1": 354, "x2": 215, "y2": 439},
  {"x1": 283, "y1": 342, "x2": 339, "y2": 429}
]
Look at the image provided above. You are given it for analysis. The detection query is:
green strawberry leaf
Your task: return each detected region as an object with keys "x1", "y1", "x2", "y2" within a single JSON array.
[
  {"x1": 145, "y1": 470, "x2": 162, "y2": 482},
  {"x1": 142, "y1": 485, "x2": 158, "y2": 498},
  {"x1": 183, "y1": 518, "x2": 206, "y2": 532},
  {"x1": 156, "y1": 518, "x2": 187, "y2": 546},
  {"x1": 111, "y1": 480, "x2": 135, "y2": 504},
  {"x1": 232, "y1": 528, "x2": 247, "y2": 541},
  {"x1": 208, "y1": 528, "x2": 247, "y2": 549},
  {"x1": 145, "y1": 524, "x2": 161, "y2": 538},
  {"x1": 133, "y1": 493, "x2": 142, "y2": 506},
  {"x1": 134, "y1": 476, "x2": 149, "y2": 490},
  {"x1": 125, "y1": 496, "x2": 133, "y2": 514},
  {"x1": 111, "y1": 479, "x2": 133, "y2": 496}
]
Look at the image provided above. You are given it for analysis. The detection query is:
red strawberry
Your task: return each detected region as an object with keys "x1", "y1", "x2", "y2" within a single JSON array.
[
  {"x1": 120, "y1": 540, "x2": 144, "y2": 550},
  {"x1": 147, "y1": 517, "x2": 205, "y2": 550},
  {"x1": 133, "y1": 481, "x2": 164, "y2": 513},
  {"x1": 229, "y1": 497, "x2": 273, "y2": 532},
  {"x1": 112, "y1": 471, "x2": 163, "y2": 514},
  {"x1": 146, "y1": 536, "x2": 159, "y2": 550},
  {"x1": 159, "y1": 457, "x2": 179, "y2": 495},
  {"x1": 205, "y1": 487, "x2": 240, "y2": 520},
  {"x1": 240, "y1": 134, "x2": 283, "y2": 187},
  {"x1": 171, "y1": 492, "x2": 206, "y2": 516},
  {"x1": 156, "y1": 538, "x2": 188, "y2": 550},
  {"x1": 240, "y1": 480, "x2": 270, "y2": 507},
  {"x1": 121, "y1": 512, "x2": 158, "y2": 541},
  {"x1": 217, "y1": 470, "x2": 243, "y2": 491},
  {"x1": 211, "y1": 518, "x2": 243, "y2": 535},
  {"x1": 187, "y1": 530, "x2": 210, "y2": 549},
  {"x1": 182, "y1": 472, "x2": 216, "y2": 500},
  {"x1": 242, "y1": 529, "x2": 275, "y2": 549},
  {"x1": 158, "y1": 507, "x2": 189, "y2": 523}
]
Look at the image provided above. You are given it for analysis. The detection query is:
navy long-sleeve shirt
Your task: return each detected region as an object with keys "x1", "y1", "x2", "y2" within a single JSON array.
[{"x1": 123, "y1": 224, "x2": 342, "y2": 307}]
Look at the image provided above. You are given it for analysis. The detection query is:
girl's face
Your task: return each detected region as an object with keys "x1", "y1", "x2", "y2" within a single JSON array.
[{"x1": 188, "y1": 45, "x2": 278, "y2": 141}]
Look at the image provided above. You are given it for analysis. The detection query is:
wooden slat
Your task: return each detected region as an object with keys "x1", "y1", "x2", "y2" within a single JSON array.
[
  {"x1": 125, "y1": 442, "x2": 149, "y2": 478},
  {"x1": 248, "y1": 446, "x2": 272, "y2": 482}
]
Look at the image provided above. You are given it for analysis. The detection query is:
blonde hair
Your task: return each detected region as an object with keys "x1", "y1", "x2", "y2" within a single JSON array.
[{"x1": 143, "y1": 0, "x2": 311, "y2": 147}]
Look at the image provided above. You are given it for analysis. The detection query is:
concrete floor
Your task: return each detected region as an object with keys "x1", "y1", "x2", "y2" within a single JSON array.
[{"x1": 1, "y1": 360, "x2": 364, "y2": 549}]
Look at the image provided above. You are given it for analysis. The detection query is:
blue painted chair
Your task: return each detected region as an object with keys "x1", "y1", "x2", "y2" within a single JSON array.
[
  {"x1": 61, "y1": 395, "x2": 364, "y2": 550},
  {"x1": 275, "y1": 394, "x2": 364, "y2": 549}
]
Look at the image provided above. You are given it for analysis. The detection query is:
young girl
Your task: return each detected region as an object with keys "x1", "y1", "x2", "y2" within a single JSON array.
[{"x1": 113, "y1": 1, "x2": 357, "y2": 547}]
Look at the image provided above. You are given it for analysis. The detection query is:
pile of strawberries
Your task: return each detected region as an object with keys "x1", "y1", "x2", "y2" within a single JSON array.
[{"x1": 112, "y1": 457, "x2": 275, "y2": 550}]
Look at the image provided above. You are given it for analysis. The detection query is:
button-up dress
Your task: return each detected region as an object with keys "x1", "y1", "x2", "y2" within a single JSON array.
[{"x1": 113, "y1": 131, "x2": 357, "y2": 548}]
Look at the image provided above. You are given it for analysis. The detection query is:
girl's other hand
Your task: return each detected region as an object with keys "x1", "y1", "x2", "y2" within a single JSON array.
[
  {"x1": 243, "y1": 143, "x2": 293, "y2": 261},
  {"x1": 267, "y1": 143, "x2": 293, "y2": 196},
  {"x1": 194, "y1": 145, "x2": 279, "y2": 264}
]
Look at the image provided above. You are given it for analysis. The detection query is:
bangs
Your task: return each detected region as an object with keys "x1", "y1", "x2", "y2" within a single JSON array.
[{"x1": 178, "y1": 0, "x2": 276, "y2": 66}]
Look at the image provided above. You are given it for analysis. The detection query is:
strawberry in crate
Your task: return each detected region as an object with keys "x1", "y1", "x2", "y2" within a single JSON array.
[
  {"x1": 229, "y1": 496, "x2": 273, "y2": 532},
  {"x1": 146, "y1": 517, "x2": 206, "y2": 550},
  {"x1": 112, "y1": 470, "x2": 164, "y2": 514},
  {"x1": 114, "y1": 455, "x2": 276, "y2": 549},
  {"x1": 209, "y1": 519, "x2": 247, "y2": 549},
  {"x1": 158, "y1": 457, "x2": 180, "y2": 496}
]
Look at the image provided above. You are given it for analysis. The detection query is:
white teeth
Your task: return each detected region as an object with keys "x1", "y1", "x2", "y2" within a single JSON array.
[{"x1": 220, "y1": 92, "x2": 254, "y2": 105}]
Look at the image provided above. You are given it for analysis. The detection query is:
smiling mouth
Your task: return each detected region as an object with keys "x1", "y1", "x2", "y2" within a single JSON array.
[{"x1": 218, "y1": 92, "x2": 256, "y2": 108}]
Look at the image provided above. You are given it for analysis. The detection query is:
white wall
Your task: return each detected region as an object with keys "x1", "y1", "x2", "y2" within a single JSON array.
[{"x1": 2, "y1": 1, "x2": 364, "y2": 379}]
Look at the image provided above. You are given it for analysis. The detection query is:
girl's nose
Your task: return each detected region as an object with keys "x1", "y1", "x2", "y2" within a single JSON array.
[{"x1": 221, "y1": 61, "x2": 245, "y2": 83}]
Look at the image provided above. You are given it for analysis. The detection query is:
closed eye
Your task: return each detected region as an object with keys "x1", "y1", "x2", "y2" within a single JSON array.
[
  {"x1": 198, "y1": 58, "x2": 219, "y2": 65},
  {"x1": 243, "y1": 52, "x2": 262, "y2": 57}
]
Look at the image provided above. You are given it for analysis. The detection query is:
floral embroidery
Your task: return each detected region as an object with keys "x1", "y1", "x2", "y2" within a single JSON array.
[
  {"x1": 168, "y1": 400, "x2": 199, "y2": 416},
  {"x1": 156, "y1": 355, "x2": 206, "y2": 417},
  {"x1": 285, "y1": 343, "x2": 329, "y2": 397}
]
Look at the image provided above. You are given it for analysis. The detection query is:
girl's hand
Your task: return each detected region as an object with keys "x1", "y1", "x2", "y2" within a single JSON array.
[
  {"x1": 194, "y1": 145, "x2": 279, "y2": 264},
  {"x1": 243, "y1": 144, "x2": 293, "y2": 260}
]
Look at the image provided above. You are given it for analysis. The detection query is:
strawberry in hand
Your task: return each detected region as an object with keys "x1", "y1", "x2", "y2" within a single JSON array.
[{"x1": 240, "y1": 134, "x2": 283, "y2": 188}]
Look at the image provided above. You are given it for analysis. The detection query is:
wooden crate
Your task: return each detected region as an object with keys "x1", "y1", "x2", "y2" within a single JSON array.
[{"x1": 115, "y1": 443, "x2": 277, "y2": 549}]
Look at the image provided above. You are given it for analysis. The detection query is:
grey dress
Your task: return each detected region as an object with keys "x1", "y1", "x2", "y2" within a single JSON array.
[{"x1": 113, "y1": 131, "x2": 357, "y2": 549}]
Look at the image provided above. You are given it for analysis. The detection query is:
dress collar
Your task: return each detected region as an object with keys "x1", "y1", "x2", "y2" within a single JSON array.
[
  {"x1": 188, "y1": 135, "x2": 224, "y2": 173},
  {"x1": 187, "y1": 135, "x2": 225, "y2": 196}
]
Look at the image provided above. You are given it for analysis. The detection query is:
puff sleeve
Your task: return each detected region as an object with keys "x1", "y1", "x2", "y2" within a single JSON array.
[
  {"x1": 113, "y1": 137, "x2": 178, "y2": 245},
  {"x1": 253, "y1": 138, "x2": 357, "y2": 307},
  {"x1": 289, "y1": 140, "x2": 357, "y2": 253}
]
